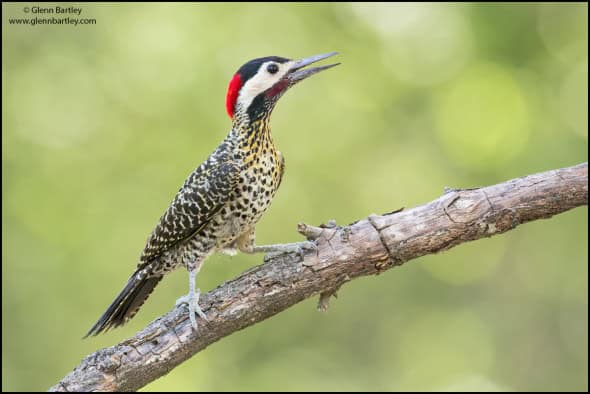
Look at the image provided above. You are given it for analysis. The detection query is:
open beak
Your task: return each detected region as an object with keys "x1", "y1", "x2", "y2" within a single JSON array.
[{"x1": 288, "y1": 52, "x2": 340, "y2": 83}]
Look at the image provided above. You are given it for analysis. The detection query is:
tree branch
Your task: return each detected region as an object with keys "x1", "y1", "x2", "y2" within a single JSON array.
[{"x1": 49, "y1": 163, "x2": 588, "y2": 392}]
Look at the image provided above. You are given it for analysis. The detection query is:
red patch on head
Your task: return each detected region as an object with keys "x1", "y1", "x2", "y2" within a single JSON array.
[{"x1": 226, "y1": 73, "x2": 243, "y2": 118}]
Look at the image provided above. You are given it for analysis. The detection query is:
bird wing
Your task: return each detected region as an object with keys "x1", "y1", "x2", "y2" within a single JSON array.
[{"x1": 139, "y1": 158, "x2": 241, "y2": 263}]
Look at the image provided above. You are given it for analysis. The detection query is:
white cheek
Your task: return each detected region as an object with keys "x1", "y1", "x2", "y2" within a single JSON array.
[
  {"x1": 241, "y1": 78, "x2": 273, "y2": 101},
  {"x1": 238, "y1": 76, "x2": 275, "y2": 110},
  {"x1": 237, "y1": 61, "x2": 293, "y2": 111}
]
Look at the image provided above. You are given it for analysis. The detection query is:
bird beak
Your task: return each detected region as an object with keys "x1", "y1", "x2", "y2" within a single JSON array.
[{"x1": 288, "y1": 52, "x2": 340, "y2": 83}]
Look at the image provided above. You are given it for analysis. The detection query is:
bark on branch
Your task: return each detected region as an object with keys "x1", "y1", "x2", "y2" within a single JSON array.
[{"x1": 49, "y1": 163, "x2": 588, "y2": 392}]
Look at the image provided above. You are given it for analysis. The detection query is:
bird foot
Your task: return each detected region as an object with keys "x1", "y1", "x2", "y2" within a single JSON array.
[
  {"x1": 176, "y1": 288, "x2": 208, "y2": 331},
  {"x1": 254, "y1": 241, "x2": 317, "y2": 258}
]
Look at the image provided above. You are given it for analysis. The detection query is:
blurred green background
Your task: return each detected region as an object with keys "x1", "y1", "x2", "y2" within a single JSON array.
[{"x1": 2, "y1": 2, "x2": 587, "y2": 391}]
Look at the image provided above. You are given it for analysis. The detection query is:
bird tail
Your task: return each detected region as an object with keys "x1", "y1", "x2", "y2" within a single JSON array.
[{"x1": 84, "y1": 270, "x2": 162, "y2": 337}]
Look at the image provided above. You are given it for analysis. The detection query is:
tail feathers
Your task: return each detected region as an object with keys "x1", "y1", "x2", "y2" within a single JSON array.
[{"x1": 85, "y1": 272, "x2": 162, "y2": 338}]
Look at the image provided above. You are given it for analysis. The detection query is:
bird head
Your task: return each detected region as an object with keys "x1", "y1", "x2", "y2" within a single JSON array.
[{"x1": 225, "y1": 52, "x2": 339, "y2": 123}]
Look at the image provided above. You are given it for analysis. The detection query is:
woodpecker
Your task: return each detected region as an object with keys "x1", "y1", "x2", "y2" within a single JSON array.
[{"x1": 86, "y1": 52, "x2": 339, "y2": 336}]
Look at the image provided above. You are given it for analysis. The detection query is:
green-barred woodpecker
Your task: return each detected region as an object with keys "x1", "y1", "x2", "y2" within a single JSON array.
[{"x1": 86, "y1": 52, "x2": 339, "y2": 336}]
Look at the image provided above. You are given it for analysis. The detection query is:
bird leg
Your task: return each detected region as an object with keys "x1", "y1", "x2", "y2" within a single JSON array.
[
  {"x1": 235, "y1": 229, "x2": 316, "y2": 258},
  {"x1": 249, "y1": 241, "x2": 316, "y2": 256},
  {"x1": 176, "y1": 269, "x2": 208, "y2": 331}
]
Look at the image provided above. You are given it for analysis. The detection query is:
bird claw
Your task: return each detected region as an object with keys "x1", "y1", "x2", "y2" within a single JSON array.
[
  {"x1": 176, "y1": 288, "x2": 208, "y2": 331},
  {"x1": 265, "y1": 241, "x2": 317, "y2": 259},
  {"x1": 296, "y1": 241, "x2": 317, "y2": 256}
]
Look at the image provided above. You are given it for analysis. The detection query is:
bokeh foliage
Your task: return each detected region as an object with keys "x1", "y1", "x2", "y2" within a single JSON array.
[{"x1": 2, "y1": 2, "x2": 587, "y2": 391}]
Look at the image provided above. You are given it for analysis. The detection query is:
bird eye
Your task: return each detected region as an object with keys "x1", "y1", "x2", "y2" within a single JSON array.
[{"x1": 267, "y1": 63, "x2": 279, "y2": 74}]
